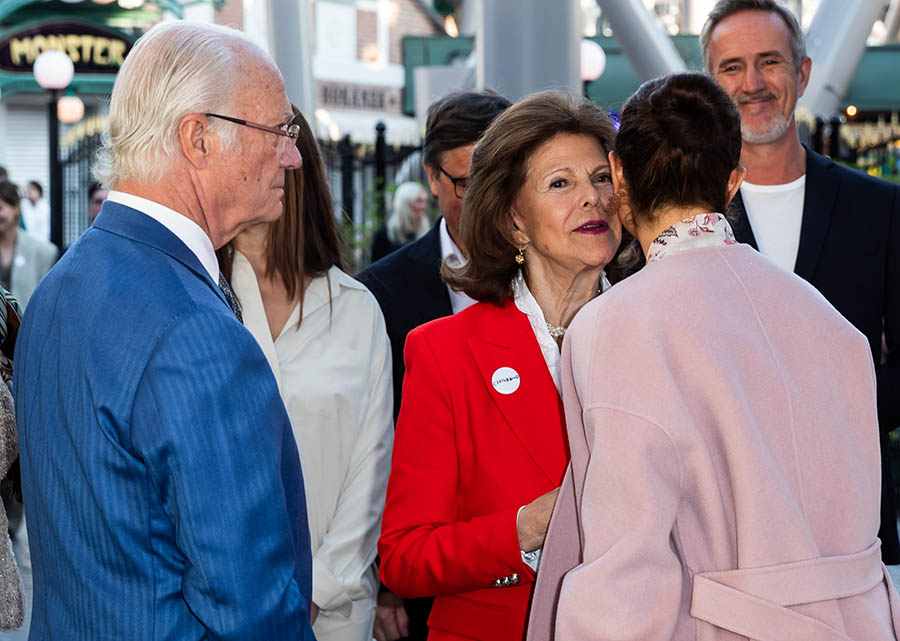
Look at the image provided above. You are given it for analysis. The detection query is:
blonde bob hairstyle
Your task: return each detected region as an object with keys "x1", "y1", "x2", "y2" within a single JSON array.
[
  {"x1": 443, "y1": 90, "x2": 617, "y2": 305},
  {"x1": 93, "y1": 22, "x2": 265, "y2": 187}
]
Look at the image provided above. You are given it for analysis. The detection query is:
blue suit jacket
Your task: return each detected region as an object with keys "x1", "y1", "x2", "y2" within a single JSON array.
[{"x1": 14, "y1": 202, "x2": 316, "y2": 640}]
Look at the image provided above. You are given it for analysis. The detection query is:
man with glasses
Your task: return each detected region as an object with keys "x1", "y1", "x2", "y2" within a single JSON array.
[
  {"x1": 358, "y1": 89, "x2": 509, "y2": 641},
  {"x1": 15, "y1": 21, "x2": 315, "y2": 641}
]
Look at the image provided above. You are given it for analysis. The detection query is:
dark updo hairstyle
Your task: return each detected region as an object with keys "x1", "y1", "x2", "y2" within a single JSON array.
[
  {"x1": 615, "y1": 72, "x2": 741, "y2": 227},
  {"x1": 0, "y1": 181, "x2": 20, "y2": 209},
  {"x1": 443, "y1": 90, "x2": 617, "y2": 304}
]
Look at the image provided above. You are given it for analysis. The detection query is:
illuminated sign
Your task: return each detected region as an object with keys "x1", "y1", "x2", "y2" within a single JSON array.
[{"x1": 0, "y1": 22, "x2": 132, "y2": 74}]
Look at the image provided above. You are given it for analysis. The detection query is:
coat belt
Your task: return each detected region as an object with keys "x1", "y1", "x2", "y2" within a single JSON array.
[{"x1": 690, "y1": 539, "x2": 899, "y2": 641}]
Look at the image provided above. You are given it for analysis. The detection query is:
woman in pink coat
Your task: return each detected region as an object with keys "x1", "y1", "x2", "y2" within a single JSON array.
[{"x1": 528, "y1": 72, "x2": 900, "y2": 641}]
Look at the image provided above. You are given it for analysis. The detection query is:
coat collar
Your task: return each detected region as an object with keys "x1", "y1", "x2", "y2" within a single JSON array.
[
  {"x1": 728, "y1": 190, "x2": 757, "y2": 249},
  {"x1": 794, "y1": 147, "x2": 838, "y2": 281},
  {"x1": 466, "y1": 299, "x2": 568, "y2": 485},
  {"x1": 92, "y1": 202, "x2": 228, "y2": 308}
]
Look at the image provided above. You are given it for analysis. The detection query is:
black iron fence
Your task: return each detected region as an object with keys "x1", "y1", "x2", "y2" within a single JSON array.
[
  {"x1": 320, "y1": 122, "x2": 423, "y2": 272},
  {"x1": 56, "y1": 122, "x2": 423, "y2": 273},
  {"x1": 60, "y1": 132, "x2": 103, "y2": 247}
]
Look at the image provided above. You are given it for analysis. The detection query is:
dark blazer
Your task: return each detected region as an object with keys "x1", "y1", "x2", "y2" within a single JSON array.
[
  {"x1": 379, "y1": 299, "x2": 569, "y2": 641},
  {"x1": 357, "y1": 220, "x2": 452, "y2": 421},
  {"x1": 15, "y1": 202, "x2": 316, "y2": 640},
  {"x1": 730, "y1": 147, "x2": 900, "y2": 562}
]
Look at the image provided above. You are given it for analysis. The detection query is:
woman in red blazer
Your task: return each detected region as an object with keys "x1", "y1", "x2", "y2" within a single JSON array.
[{"x1": 378, "y1": 91, "x2": 623, "y2": 641}]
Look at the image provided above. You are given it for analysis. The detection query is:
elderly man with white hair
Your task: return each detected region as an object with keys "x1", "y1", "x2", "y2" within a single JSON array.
[{"x1": 14, "y1": 21, "x2": 316, "y2": 641}]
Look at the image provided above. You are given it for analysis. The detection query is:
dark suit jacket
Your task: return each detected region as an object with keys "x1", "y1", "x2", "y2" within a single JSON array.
[
  {"x1": 15, "y1": 202, "x2": 316, "y2": 640},
  {"x1": 357, "y1": 220, "x2": 452, "y2": 421},
  {"x1": 730, "y1": 147, "x2": 900, "y2": 561}
]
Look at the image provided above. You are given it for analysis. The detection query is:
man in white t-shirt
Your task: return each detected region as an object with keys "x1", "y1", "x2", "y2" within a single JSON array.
[
  {"x1": 21, "y1": 181, "x2": 50, "y2": 242},
  {"x1": 702, "y1": 0, "x2": 900, "y2": 563}
]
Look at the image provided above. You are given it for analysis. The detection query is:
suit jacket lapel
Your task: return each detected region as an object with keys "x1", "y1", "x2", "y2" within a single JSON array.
[
  {"x1": 93, "y1": 202, "x2": 228, "y2": 308},
  {"x1": 405, "y1": 220, "x2": 452, "y2": 324},
  {"x1": 467, "y1": 301, "x2": 568, "y2": 485},
  {"x1": 794, "y1": 148, "x2": 838, "y2": 281},
  {"x1": 729, "y1": 190, "x2": 758, "y2": 249}
]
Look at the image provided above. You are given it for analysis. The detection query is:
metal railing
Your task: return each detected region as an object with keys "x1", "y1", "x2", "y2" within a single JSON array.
[
  {"x1": 60, "y1": 132, "x2": 102, "y2": 247},
  {"x1": 319, "y1": 122, "x2": 423, "y2": 273}
]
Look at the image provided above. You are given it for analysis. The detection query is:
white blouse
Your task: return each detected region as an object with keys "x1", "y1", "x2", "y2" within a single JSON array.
[{"x1": 232, "y1": 256, "x2": 394, "y2": 640}]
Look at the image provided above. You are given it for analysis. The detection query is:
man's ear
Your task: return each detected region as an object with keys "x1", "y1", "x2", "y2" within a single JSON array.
[
  {"x1": 423, "y1": 162, "x2": 440, "y2": 198},
  {"x1": 726, "y1": 165, "x2": 746, "y2": 206},
  {"x1": 179, "y1": 114, "x2": 212, "y2": 170},
  {"x1": 797, "y1": 56, "x2": 812, "y2": 97}
]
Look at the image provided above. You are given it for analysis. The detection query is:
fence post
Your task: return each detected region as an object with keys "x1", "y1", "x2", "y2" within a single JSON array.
[
  {"x1": 339, "y1": 134, "x2": 354, "y2": 227},
  {"x1": 374, "y1": 121, "x2": 387, "y2": 223},
  {"x1": 830, "y1": 116, "x2": 842, "y2": 160},
  {"x1": 813, "y1": 117, "x2": 824, "y2": 155}
]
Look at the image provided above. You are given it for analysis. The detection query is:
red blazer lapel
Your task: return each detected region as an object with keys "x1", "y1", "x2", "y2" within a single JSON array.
[{"x1": 466, "y1": 300, "x2": 569, "y2": 485}]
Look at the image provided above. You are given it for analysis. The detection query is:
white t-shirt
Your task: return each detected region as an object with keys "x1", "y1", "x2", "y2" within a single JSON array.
[
  {"x1": 740, "y1": 175, "x2": 806, "y2": 273},
  {"x1": 21, "y1": 198, "x2": 50, "y2": 243}
]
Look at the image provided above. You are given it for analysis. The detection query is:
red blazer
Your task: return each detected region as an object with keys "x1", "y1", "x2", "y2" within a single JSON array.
[{"x1": 379, "y1": 299, "x2": 569, "y2": 641}]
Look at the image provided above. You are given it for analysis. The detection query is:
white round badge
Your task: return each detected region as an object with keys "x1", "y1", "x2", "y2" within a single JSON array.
[{"x1": 491, "y1": 367, "x2": 520, "y2": 395}]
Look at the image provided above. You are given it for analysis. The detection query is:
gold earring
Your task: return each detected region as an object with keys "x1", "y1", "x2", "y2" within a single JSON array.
[{"x1": 515, "y1": 246, "x2": 526, "y2": 265}]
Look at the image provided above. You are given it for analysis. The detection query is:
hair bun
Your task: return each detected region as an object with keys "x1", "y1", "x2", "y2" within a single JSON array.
[
  {"x1": 649, "y1": 76, "x2": 725, "y2": 153},
  {"x1": 614, "y1": 72, "x2": 742, "y2": 222}
]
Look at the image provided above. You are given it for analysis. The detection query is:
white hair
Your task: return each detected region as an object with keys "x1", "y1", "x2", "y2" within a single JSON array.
[
  {"x1": 93, "y1": 22, "x2": 273, "y2": 187},
  {"x1": 386, "y1": 181, "x2": 429, "y2": 245}
]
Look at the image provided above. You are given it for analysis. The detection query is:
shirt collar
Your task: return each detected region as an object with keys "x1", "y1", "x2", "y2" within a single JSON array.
[
  {"x1": 646, "y1": 213, "x2": 736, "y2": 264},
  {"x1": 438, "y1": 217, "x2": 464, "y2": 266},
  {"x1": 107, "y1": 191, "x2": 219, "y2": 283}
]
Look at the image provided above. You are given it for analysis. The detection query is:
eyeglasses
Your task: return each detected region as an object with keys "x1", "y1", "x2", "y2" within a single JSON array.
[
  {"x1": 437, "y1": 164, "x2": 469, "y2": 199},
  {"x1": 203, "y1": 113, "x2": 301, "y2": 148}
]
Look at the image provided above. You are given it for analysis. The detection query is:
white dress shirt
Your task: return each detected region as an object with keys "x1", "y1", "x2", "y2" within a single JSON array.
[
  {"x1": 232, "y1": 257, "x2": 393, "y2": 641},
  {"x1": 106, "y1": 191, "x2": 219, "y2": 283},
  {"x1": 439, "y1": 218, "x2": 477, "y2": 314}
]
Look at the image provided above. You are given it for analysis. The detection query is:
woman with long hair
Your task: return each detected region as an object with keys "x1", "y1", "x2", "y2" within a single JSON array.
[{"x1": 219, "y1": 110, "x2": 393, "y2": 641}]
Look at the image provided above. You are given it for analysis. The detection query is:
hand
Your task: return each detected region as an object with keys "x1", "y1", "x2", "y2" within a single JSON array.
[
  {"x1": 373, "y1": 588, "x2": 409, "y2": 641},
  {"x1": 310, "y1": 602, "x2": 319, "y2": 625},
  {"x1": 517, "y1": 487, "x2": 560, "y2": 552}
]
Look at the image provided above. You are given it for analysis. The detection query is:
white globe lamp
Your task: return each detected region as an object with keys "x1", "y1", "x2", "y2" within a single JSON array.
[
  {"x1": 580, "y1": 39, "x2": 606, "y2": 83},
  {"x1": 34, "y1": 50, "x2": 74, "y2": 90}
]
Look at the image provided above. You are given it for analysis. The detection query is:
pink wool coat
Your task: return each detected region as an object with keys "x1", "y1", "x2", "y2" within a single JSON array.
[{"x1": 527, "y1": 243, "x2": 900, "y2": 641}]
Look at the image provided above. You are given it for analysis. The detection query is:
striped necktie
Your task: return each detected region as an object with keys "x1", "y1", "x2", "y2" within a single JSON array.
[{"x1": 218, "y1": 273, "x2": 243, "y2": 324}]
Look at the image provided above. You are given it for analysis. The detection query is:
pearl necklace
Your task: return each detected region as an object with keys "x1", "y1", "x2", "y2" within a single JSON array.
[{"x1": 546, "y1": 322, "x2": 566, "y2": 341}]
